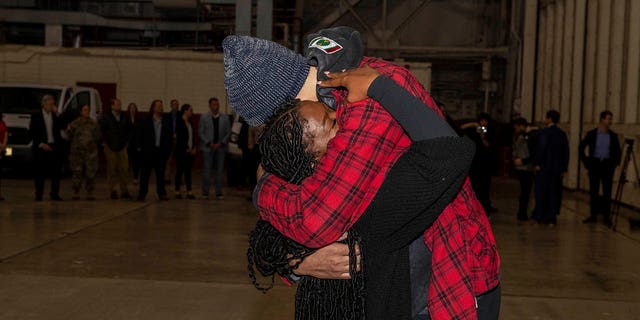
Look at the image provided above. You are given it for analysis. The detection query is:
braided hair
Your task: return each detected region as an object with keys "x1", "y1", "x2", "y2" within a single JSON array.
[
  {"x1": 257, "y1": 98, "x2": 316, "y2": 184},
  {"x1": 248, "y1": 99, "x2": 366, "y2": 320}
]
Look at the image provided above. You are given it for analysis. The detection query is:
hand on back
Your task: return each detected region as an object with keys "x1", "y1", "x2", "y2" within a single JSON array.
[{"x1": 319, "y1": 66, "x2": 381, "y2": 103}]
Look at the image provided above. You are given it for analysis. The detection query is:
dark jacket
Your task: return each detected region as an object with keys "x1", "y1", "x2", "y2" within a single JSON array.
[
  {"x1": 175, "y1": 117, "x2": 196, "y2": 154},
  {"x1": 100, "y1": 111, "x2": 131, "y2": 152},
  {"x1": 579, "y1": 128, "x2": 622, "y2": 168},
  {"x1": 536, "y1": 124, "x2": 570, "y2": 174},
  {"x1": 29, "y1": 110, "x2": 63, "y2": 151},
  {"x1": 139, "y1": 115, "x2": 173, "y2": 157},
  {"x1": 127, "y1": 116, "x2": 143, "y2": 153}
]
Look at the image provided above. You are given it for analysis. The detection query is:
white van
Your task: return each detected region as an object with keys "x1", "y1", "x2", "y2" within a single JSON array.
[{"x1": 0, "y1": 84, "x2": 102, "y2": 164}]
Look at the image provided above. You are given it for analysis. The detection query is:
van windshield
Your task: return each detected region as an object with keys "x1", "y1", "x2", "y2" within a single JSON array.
[{"x1": 0, "y1": 87, "x2": 62, "y2": 114}]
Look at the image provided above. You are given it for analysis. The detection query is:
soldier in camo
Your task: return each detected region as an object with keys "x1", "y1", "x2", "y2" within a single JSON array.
[{"x1": 67, "y1": 104, "x2": 101, "y2": 200}]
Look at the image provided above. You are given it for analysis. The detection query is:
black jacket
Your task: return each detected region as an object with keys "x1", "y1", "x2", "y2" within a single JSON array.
[
  {"x1": 127, "y1": 116, "x2": 143, "y2": 153},
  {"x1": 536, "y1": 124, "x2": 570, "y2": 174},
  {"x1": 139, "y1": 115, "x2": 173, "y2": 156},
  {"x1": 100, "y1": 112, "x2": 131, "y2": 151},
  {"x1": 175, "y1": 117, "x2": 196, "y2": 154},
  {"x1": 250, "y1": 76, "x2": 469, "y2": 319},
  {"x1": 579, "y1": 128, "x2": 622, "y2": 168},
  {"x1": 29, "y1": 110, "x2": 63, "y2": 151}
]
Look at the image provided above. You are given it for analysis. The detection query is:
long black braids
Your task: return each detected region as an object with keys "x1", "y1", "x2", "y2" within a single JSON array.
[
  {"x1": 247, "y1": 98, "x2": 366, "y2": 320},
  {"x1": 257, "y1": 98, "x2": 316, "y2": 185}
]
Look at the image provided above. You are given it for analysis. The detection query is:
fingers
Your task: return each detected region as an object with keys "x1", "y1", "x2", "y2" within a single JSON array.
[
  {"x1": 339, "y1": 273, "x2": 352, "y2": 280},
  {"x1": 337, "y1": 232, "x2": 348, "y2": 241},
  {"x1": 318, "y1": 77, "x2": 344, "y2": 88}
]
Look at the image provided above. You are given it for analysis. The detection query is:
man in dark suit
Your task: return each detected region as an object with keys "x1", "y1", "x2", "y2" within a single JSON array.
[
  {"x1": 534, "y1": 110, "x2": 569, "y2": 225},
  {"x1": 579, "y1": 111, "x2": 621, "y2": 225},
  {"x1": 137, "y1": 99, "x2": 173, "y2": 201},
  {"x1": 29, "y1": 95, "x2": 64, "y2": 201}
]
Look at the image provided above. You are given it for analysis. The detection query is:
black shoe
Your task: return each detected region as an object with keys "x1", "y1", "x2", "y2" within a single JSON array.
[
  {"x1": 582, "y1": 217, "x2": 597, "y2": 224},
  {"x1": 517, "y1": 216, "x2": 529, "y2": 222},
  {"x1": 136, "y1": 195, "x2": 146, "y2": 202},
  {"x1": 50, "y1": 195, "x2": 63, "y2": 201},
  {"x1": 186, "y1": 194, "x2": 196, "y2": 200},
  {"x1": 121, "y1": 192, "x2": 132, "y2": 200},
  {"x1": 175, "y1": 193, "x2": 183, "y2": 199},
  {"x1": 35, "y1": 196, "x2": 43, "y2": 201},
  {"x1": 159, "y1": 195, "x2": 169, "y2": 201},
  {"x1": 110, "y1": 191, "x2": 119, "y2": 200}
]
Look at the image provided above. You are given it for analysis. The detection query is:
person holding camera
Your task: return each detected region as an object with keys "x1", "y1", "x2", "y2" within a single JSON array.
[
  {"x1": 462, "y1": 112, "x2": 497, "y2": 215},
  {"x1": 579, "y1": 111, "x2": 621, "y2": 225}
]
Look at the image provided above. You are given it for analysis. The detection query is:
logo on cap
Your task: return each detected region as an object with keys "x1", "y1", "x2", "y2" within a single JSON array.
[{"x1": 308, "y1": 36, "x2": 343, "y2": 54}]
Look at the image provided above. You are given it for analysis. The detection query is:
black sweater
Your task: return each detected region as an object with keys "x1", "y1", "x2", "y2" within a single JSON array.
[{"x1": 251, "y1": 76, "x2": 473, "y2": 319}]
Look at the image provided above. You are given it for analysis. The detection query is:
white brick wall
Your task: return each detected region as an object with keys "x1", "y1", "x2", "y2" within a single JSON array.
[{"x1": 0, "y1": 45, "x2": 228, "y2": 114}]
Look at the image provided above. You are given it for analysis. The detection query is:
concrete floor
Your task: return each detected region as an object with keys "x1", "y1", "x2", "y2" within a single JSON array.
[{"x1": 1, "y1": 174, "x2": 640, "y2": 319}]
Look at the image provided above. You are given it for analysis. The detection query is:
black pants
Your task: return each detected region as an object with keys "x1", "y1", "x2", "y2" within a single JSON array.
[
  {"x1": 516, "y1": 170, "x2": 534, "y2": 220},
  {"x1": 33, "y1": 148, "x2": 61, "y2": 199},
  {"x1": 139, "y1": 149, "x2": 168, "y2": 197},
  {"x1": 477, "y1": 284, "x2": 501, "y2": 320},
  {"x1": 470, "y1": 170, "x2": 492, "y2": 214},
  {"x1": 534, "y1": 171, "x2": 563, "y2": 223},
  {"x1": 174, "y1": 151, "x2": 193, "y2": 192},
  {"x1": 241, "y1": 148, "x2": 258, "y2": 188},
  {"x1": 128, "y1": 148, "x2": 142, "y2": 180},
  {"x1": 588, "y1": 159, "x2": 615, "y2": 219}
]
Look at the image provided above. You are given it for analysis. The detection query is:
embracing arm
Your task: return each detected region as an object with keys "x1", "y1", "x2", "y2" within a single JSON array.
[
  {"x1": 366, "y1": 75, "x2": 457, "y2": 140},
  {"x1": 258, "y1": 65, "x2": 447, "y2": 249}
]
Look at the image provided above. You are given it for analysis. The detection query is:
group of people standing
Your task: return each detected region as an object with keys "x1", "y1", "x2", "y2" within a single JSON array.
[
  {"x1": 27, "y1": 95, "x2": 232, "y2": 202},
  {"x1": 512, "y1": 110, "x2": 621, "y2": 226}
]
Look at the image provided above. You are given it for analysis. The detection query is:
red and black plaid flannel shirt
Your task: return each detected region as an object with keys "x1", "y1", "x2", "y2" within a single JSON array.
[{"x1": 257, "y1": 57, "x2": 500, "y2": 320}]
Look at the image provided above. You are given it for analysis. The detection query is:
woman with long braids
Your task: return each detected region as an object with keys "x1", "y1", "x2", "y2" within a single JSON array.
[{"x1": 248, "y1": 66, "x2": 477, "y2": 319}]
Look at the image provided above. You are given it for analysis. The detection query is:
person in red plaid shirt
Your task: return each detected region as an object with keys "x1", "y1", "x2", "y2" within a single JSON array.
[{"x1": 223, "y1": 28, "x2": 500, "y2": 320}]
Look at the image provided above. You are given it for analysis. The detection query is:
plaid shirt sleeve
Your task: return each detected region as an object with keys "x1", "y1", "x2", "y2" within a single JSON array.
[{"x1": 257, "y1": 97, "x2": 409, "y2": 248}]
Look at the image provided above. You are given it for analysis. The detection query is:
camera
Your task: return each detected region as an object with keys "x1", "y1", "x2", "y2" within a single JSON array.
[
  {"x1": 477, "y1": 126, "x2": 488, "y2": 134},
  {"x1": 624, "y1": 138, "x2": 635, "y2": 147}
]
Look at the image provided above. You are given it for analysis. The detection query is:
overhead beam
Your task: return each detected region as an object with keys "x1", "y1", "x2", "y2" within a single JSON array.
[{"x1": 0, "y1": 8, "x2": 210, "y2": 32}]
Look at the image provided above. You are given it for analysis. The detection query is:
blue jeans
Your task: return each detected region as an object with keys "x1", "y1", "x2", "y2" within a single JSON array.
[{"x1": 201, "y1": 148, "x2": 226, "y2": 196}]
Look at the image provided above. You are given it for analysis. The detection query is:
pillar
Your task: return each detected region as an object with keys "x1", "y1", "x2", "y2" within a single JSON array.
[
  {"x1": 551, "y1": 1, "x2": 564, "y2": 113},
  {"x1": 521, "y1": 0, "x2": 539, "y2": 121},
  {"x1": 594, "y1": 0, "x2": 611, "y2": 123},
  {"x1": 542, "y1": 3, "x2": 555, "y2": 121},
  {"x1": 607, "y1": 0, "x2": 625, "y2": 122},
  {"x1": 568, "y1": 0, "x2": 587, "y2": 189},
  {"x1": 561, "y1": 0, "x2": 575, "y2": 122},
  {"x1": 625, "y1": 0, "x2": 640, "y2": 124},
  {"x1": 235, "y1": 0, "x2": 251, "y2": 36},
  {"x1": 535, "y1": 9, "x2": 547, "y2": 123},
  {"x1": 256, "y1": 0, "x2": 273, "y2": 40},
  {"x1": 583, "y1": 0, "x2": 598, "y2": 123}
]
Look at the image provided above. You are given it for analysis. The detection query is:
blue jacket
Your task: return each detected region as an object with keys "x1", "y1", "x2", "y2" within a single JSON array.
[
  {"x1": 536, "y1": 124, "x2": 569, "y2": 174},
  {"x1": 198, "y1": 112, "x2": 231, "y2": 151}
]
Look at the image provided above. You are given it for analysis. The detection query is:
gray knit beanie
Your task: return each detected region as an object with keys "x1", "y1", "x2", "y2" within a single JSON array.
[{"x1": 223, "y1": 35, "x2": 310, "y2": 127}]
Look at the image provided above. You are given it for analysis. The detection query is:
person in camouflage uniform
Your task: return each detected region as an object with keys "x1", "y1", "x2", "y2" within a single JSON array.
[{"x1": 67, "y1": 104, "x2": 101, "y2": 200}]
